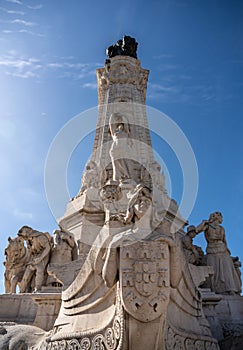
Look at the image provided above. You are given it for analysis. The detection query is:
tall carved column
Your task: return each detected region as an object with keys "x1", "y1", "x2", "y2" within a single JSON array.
[{"x1": 59, "y1": 36, "x2": 185, "y2": 258}]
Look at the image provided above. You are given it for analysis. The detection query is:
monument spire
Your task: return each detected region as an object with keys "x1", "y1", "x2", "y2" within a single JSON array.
[{"x1": 59, "y1": 36, "x2": 185, "y2": 249}]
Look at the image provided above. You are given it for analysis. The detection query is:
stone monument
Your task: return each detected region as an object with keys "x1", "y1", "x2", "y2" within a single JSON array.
[{"x1": 0, "y1": 36, "x2": 243, "y2": 350}]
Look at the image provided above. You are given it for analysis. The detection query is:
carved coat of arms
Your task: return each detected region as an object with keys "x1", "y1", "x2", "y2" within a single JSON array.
[{"x1": 120, "y1": 240, "x2": 170, "y2": 322}]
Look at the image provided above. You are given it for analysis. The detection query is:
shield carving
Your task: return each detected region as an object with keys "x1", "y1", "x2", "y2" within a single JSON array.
[{"x1": 120, "y1": 240, "x2": 170, "y2": 322}]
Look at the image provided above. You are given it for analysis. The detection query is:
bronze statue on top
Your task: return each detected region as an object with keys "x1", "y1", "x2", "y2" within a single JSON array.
[{"x1": 106, "y1": 35, "x2": 138, "y2": 59}]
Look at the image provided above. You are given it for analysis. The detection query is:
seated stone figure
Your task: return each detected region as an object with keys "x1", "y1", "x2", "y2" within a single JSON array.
[
  {"x1": 50, "y1": 227, "x2": 77, "y2": 264},
  {"x1": 47, "y1": 227, "x2": 77, "y2": 287},
  {"x1": 181, "y1": 225, "x2": 200, "y2": 265},
  {"x1": 18, "y1": 226, "x2": 52, "y2": 293},
  {"x1": 196, "y1": 212, "x2": 241, "y2": 295}
]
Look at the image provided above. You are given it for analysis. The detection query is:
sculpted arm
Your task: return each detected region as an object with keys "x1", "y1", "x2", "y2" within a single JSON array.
[
  {"x1": 31, "y1": 236, "x2": 51, "y2": 265},
  {"x1": 195, "y1": 220, "x2": 208, "y2": 234},
  {"x1": 123, "y1": 185, "x2": 144, "y2": 224},
  {"x1": 123, "y1": 206, "x2": 134, "y2": 224}
]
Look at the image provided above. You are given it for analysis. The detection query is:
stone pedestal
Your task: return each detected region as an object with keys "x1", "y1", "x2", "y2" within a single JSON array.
[
  {"x1": 0, "y1": 294, "x2": 37, "y2": 325},
  {"x1": 32, "y1": 293, "x2": 61, "y2": 331},
  {"x1": 215, "y1": 294, "x2": 243, "y2": 339},
  {"x1": 0, "y1": 293, "x2": 62, "y2": 332},
  {"x1": 201, "y1": 289, "x2": 223, "y2": 340}
]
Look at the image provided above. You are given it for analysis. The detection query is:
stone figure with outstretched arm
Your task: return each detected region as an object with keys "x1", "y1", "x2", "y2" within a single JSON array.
[{"x1": 196, "y1": 211, "x2": 241, "y2": 294}]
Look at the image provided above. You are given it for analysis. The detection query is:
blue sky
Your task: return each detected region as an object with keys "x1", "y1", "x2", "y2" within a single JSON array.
[{"x1": 0, "y1": 0, "x2": 243, "y2": 293}]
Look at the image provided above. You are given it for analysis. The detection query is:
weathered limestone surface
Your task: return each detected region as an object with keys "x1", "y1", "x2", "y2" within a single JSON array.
[
  {"x1": 0, "y1": 293, "x2": 61, "y2": 331},
  {"x1": 32, "y1": 293, "x2": 62, "y2": 331},
  {"x1": 0, "y1": 294, "x2": 37, "y2": 325}
]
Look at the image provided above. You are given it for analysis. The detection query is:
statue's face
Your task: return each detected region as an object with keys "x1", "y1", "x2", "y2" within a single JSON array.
[
  {"x1": 18, "y1": 228, "x2": 29, "y2": 239},
  {"x1": 134, "y1": 197, "x2": 151, "y2": 218},
  {"x1": 102, "y1": 185, "x2": 119, "y2": 200},
  {"x1": 210, "y1": 212, "x2": 223, "y2": 224},
  {"x1": 189, "y1": 230, "x2": 196, "y2": 238}
]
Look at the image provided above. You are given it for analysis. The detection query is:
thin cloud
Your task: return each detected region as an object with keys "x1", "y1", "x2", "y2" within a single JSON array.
[
  {"x1": 1, "y1": 28, "x2": 44, "y2": 37},
  {"x1": 19, "y1": 29, "x2": 44, "y2": 37},
  {"x1": 46, "y1": 60, "x2": 98, "y2": 80},
  {"x1": 82, "y1": 82, "x2": 97, "y2": 89},
  {"x1": 7, "y1": 9, "x2": 24, "y2": 15},
  {"x1": 148, "y1": 80, "x2": 216, "y2": 104},
  {"x1": 6, "y1": 70, "x2": 39, "y2": 78},
  {"x1": 0, "y1": 53, "x2": 42, "y2": 79},
  {"x1": 47, "y1": 62, "x2": 65, "y2": 69},
  {"x1": 147, "y1": 82, "x2": 182, "y2": 102},
  {"x1": 11, "y1": 19, "x2": 36, "y2": 26},
  {"x1": 153, "y1": 54, "x2": 175, "y2": 60},
  {"x1": 47, "y1": 62, "x2": 89, "y2": 69},
  {"x1": 157, "y1": 63, "x2": 179, "y2": 71},
  {"x1": 0, "y1": 51, "x2": 100, "y2": 80},
  {"x1": 0, "y1": 56, "x2": 40, "y2": 69},
  {"x1": 149, "y1": 82, "x2": 177, "y2": 93},
  {"x1": 27, "y1": 4, "x2": 43, "y2": 10},
  {"x1": 6, "y1": 0, "x2": 22, "y2": 4},
  {"x1": 0, "y1": 7, "x2": 25, "y2": 15},
  {"x1": 13, "y1": 208, "x2": 33, "y2": 220}
]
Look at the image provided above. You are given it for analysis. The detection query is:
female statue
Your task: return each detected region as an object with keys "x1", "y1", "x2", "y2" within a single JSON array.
[
  {"x1": 109, "y1": 112, "x2": 133, "y2": 182},
  {"x1": 196, "y1": 211, "x2": 241, "y2": 294}
]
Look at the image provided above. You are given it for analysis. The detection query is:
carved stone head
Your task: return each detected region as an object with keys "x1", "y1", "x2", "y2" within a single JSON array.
[{"x1": 209, "y1": 211, "x2": 223, "y2": 224}]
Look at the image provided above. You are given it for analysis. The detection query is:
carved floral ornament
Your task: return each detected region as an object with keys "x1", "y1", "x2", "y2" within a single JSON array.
[
  {"x1": 46, "y1": 314, "x2": 123, "y2": 350},
  {"x1": 165, "y1": 325, "x2": 219, "y2": 350}
]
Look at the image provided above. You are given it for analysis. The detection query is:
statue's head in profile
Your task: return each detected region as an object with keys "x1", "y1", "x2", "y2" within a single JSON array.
[
  {"x1": 18, "y1": 225, "x2": 32, "y2": 239},
  {"x1": 187, "y1": 225, "x2": 197, "y2": 238}
]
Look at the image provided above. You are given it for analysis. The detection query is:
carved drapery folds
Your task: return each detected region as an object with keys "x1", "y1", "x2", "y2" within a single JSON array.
[{"x1": 46, "y1": 287, "x2": 124, "y2": 350}]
